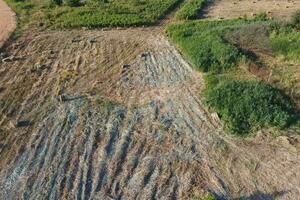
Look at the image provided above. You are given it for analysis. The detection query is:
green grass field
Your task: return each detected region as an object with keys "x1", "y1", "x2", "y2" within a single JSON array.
[
  {"x1": 167, "y1": 19, "x2": 255, "y2": 72},
  {"x1": 6, "y1": 0, "x2": 182, "y2": 28},
  {"x1": 167, "y1": 17, "x2": 300, "y2": 134},
  {"x1": 271, "y1": 31, "x2": 300, "y2": 62},
  {"x1": 175, "y1": 0, "x2": 207, "y2": 20}
]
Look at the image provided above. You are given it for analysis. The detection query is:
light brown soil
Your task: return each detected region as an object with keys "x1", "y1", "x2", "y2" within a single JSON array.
[
  {"x1": 202, "y1": 0, "x2": 300, "y2": 20},
  {"x1": 0, "y1": 0, "x2": 16, "y2": 48}
]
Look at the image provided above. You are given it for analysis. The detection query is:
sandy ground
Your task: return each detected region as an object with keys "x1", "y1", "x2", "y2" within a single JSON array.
[
  {"x1": 202, "y1": 0, "x2": 300, "y2": 20},
  {"x1": 0, "y1": 0, "x2": 16, "y2": 48}
]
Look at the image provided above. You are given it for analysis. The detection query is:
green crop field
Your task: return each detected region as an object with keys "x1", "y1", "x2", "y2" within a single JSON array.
[{"x1": 6, "y1": 0, "x2": 182, "y2": 28}]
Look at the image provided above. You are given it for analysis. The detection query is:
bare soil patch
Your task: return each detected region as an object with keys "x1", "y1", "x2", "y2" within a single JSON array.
[{"x1": 202, "y1": 0, "x2": 300, "y2": 20}]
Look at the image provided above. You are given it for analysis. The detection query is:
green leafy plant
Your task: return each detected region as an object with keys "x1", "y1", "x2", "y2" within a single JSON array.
[{"x1": 204, "y1": 78, "x2": 295, "y2": 135}]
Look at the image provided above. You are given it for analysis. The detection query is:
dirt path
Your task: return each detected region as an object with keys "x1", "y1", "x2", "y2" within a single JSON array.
[{"x1": 0, "y1": 0, "x2": 16, "y2": 49}]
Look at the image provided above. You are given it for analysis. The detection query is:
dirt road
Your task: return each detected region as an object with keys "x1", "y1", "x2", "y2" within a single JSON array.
[{"x1": 0, "y1": 0, "x2": 16, "y2": 48}]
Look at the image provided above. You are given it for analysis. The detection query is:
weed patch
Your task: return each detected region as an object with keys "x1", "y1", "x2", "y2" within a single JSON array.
[
  {"x1": 167, "y1": 20, "x2": 257, "y2": 72},
  {"x1": 270, "y1": 31, "x2": 300, "y2": 62},
  {"x1": 204, "y1": 76, "x2": 296, "y2": 135}
]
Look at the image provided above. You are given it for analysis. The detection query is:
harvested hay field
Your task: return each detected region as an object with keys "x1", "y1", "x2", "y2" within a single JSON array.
[
  {"x1": 1, "y1": 0, "x2": 300, "y2": 199},
  {"x1": 202, "y1": 0, "x2": 300, "y2": 20},
  {"x1": 0, "y1": 27, "x2": 300, "y2": 199}
]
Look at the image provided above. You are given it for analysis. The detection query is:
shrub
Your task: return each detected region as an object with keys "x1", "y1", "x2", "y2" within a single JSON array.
[
  {"x1": 224, "y1": 23, "x2": 272, "y2": 55},
  {"x1": 204, "y1": 78, "x2": 295, "y2": 134}
]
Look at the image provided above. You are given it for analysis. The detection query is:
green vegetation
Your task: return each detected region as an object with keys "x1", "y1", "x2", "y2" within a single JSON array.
[
  {"x1": 269, "y1": 19, "x2": 300, "y2": 62},
  {"x1": 167, "y1": 20, "x2": 256, "y2": 72},
  {"x1": 291, "y1": 10, "x2": 300, "y2": 30},
  {"x1": 271, "y1": 31, "x2": 300, "y2": 62},
  {"x1": 176, "y1": 0, "x2": 206, "y2": 20},
  {"x1": 190, "y1": 193, "x2": 217, "y2": 200},
  {"x1": 167, "y1": 17, "x2": 300, "y2": 135},
  {"x1": 168, "y1": 14, "x2": 300, "y2": 69},
  {"x1": 254, "y1": 12, "x2": 268, "y2": 21},
  {"x1": 205, "y1": 77, "x2": 295, "y2": 134},
  {"x1": 6, "y1": 0, "x2": 182, "y2": 28},
  {"x1": 268, "y1": 13, "x2": 300, "y2": 62},
  {"x1": 201, "y1": 194, "x2": 217, "y2": 200}
]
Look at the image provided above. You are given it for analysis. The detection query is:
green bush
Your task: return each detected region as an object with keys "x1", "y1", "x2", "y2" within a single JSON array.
[
  {"x1": 204, "y1": 78, "x2": 295, "y2": 134},
  {"x1": 224, "y1": 23, "x2": 271, "y2": 55},
  {"x1": 176, "y1": 0, "x2": 206, "y2": 20}
]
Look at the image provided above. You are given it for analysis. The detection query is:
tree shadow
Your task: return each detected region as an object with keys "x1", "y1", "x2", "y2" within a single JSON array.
[
  {"x1": 233, "y1": 190, "x2": 288, "y2": 200},
  {"x1": 197, "y1": 0, "x2": 216, "y2": 19}
]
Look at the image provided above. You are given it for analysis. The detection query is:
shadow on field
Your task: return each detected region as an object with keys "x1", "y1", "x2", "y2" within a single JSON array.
[
  {"x1": 197, "y1": 0, "x2": 215, "y2": 19},
  {"x1": 234, "y1": 190, "x2": 287, "y2": 200}
]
